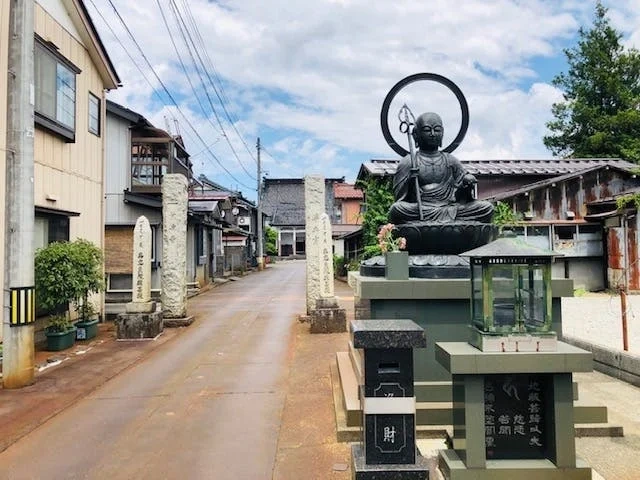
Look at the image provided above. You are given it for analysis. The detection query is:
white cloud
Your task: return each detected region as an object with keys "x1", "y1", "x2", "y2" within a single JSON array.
[{"x1": 86, "y1": 0, "x2": 635, "y2": 196}]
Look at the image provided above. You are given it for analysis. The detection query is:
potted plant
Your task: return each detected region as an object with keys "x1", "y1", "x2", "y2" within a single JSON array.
[
  {"x1": 70, "y1": 239, "x2": 104, "y2": 340},
  {"x1": 75, "y1": 301, "x2": 99, "y2": 341},
  {"x1": 377, "y1": 223, "x2": 408, "y2": 280},
  {"x1": 35, "y1": 239, "x2": 104, "y2": 349},
  {"x1": 44, "y1": 313, "x2": 77, "y2": 351}
]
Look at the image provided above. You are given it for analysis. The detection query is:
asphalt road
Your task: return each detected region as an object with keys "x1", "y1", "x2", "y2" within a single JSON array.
[{"x1": 1, "y1": 261, "x2": 306, "y2": 479}]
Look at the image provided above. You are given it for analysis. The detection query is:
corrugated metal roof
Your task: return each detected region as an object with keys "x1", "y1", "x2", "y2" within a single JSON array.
[{"x1": 358, "y1": 157, "x2": 637, "y2": 180}]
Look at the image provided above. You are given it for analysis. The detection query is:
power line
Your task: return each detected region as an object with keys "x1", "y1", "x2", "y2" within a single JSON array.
[
  {"x1": 167, "y1": 0, "x2": 257, "y2": 179},
  {"x1": 91, "y1": 0, "x2": 255, "y2": 191},
  {"x1": 156, "y1": 0, "x2": 222, "y2": 138},
  {"x1": 176, "y1": 0, "x2": 258, "y2": 165}
]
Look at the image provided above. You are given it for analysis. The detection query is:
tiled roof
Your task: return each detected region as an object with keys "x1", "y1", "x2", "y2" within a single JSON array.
[
  {"x1": 334, "y1": 183, "x2": 364, "y2": 199},
  {"x1": 262, "y1": 178, "x2": 343, "y2": 226},
  {"x1": 358, "y1": 157, "x2": 637, "y2": 180}
]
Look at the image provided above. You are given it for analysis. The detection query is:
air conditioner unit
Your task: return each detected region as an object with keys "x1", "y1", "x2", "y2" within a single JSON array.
[{"x1": 238, "y1": 216, "x2": 250, "y2": 225}]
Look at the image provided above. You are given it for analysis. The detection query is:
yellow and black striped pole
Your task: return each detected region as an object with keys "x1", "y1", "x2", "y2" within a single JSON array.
[{"x1": 10, "y1": 286, "x2": 36, "y2": 326}]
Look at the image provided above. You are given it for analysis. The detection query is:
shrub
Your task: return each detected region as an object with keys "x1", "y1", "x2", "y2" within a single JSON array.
[{"x1": 35, "y1": 239, "x2": 104, "y2": 323}]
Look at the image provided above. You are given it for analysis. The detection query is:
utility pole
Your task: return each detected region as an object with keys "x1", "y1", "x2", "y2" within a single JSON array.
[
  {"x1": 3, "y1": 0, "x2": 36, "y2": 388},
  {"x1": 256, "y1": 138, "x2": 264, "y2": 271}
]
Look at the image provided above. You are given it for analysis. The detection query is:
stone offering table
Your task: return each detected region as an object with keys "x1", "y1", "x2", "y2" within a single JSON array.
[{"x1": 435, "y1": 341, "x2": 593, "y2": 480}]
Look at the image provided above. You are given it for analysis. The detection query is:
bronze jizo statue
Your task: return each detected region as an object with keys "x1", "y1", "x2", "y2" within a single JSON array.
[{"x1": 388, "y1": 112, "x2": 493, "y2": 224}]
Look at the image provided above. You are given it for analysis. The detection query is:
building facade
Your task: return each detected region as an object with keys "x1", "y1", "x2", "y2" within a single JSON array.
[{"x1": 1, "y1": 0, "x2": 120, "y2": 341}]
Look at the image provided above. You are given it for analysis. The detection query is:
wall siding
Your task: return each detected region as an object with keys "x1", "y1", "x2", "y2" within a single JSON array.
[{"x1": 33, "y1": 4, "x2": 106, "y2": 253}]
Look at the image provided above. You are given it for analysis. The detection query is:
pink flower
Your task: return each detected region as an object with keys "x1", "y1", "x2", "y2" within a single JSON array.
[{"x1": 377, "y1": 223, "x2": 407, "y2": 253}]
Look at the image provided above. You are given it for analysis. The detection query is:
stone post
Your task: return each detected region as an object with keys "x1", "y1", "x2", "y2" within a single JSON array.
[
  {"x1": 304, "y1": 175, "x2": 324, "y2": 315},
  {"x1": 126, "y1": 216, "x2": 155, "y2": 313},
  {"x1": 161, "y1": 174, "x2": 193, "y2": 326},
  {"x1": 115, "y1": 215, "x2": 163, "y2": 339}
]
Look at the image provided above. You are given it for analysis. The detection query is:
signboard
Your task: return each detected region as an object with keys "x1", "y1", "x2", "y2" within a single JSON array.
[{"x1": 484, "y1": 374, "x2": 549, "y2": 460}]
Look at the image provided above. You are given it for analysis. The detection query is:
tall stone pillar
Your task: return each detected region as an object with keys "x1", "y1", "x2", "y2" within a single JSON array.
[
  {"x1": 128, "y1": 216, "x2": 153, "y2": 309},
  {"x1": 161, "y1": 174, "x2": 193, "y2": 327},
  {"x1": 304, "y1": 175, "x2": 324, "y2": 315},
  {"x1": 116, "y1": 215, "x2": 163, "y2": 339}
]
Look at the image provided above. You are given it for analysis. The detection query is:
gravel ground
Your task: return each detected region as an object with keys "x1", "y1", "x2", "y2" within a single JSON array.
[{"x1": 562, "y1": 293, "x2": 640, "y2": 354}]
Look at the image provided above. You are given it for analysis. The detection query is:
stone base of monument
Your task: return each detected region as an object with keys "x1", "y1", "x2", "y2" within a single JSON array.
[
  {"x1": 469, "y1": 328, "x2": 558, "y2": 352},
  {"x1": 115, "y1": 311, "x2": 163, "y2": 340},
  {"x1": 351, "y1": 444, "x2": 429, "y2": 479},
  {"x1": 126, "y1": 301, "x2": 157, "y2": 314},
  {"x1": 360, "y1": 255, "x2": 470, "y2": 279},
  {"x1": 435, "y1": 341, "x2": 593, "y2": 480},
  {"x1": 163, "y1": 315, "x2": 195, "y2": 328},
  {"x1": 310, "y1": 297, "x2": 346, "y2": 333}
]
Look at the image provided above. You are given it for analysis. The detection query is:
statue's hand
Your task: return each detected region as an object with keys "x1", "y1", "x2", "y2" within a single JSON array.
[
  {"x1": 456, "y1": 174, "x2": 477, "y2": 202},
  {"x1": 462, "y1": 173, "x2": 477, "y2": 187}
]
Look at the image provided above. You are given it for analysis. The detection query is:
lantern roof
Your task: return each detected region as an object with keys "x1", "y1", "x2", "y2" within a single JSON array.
[{"x1": 461, "y1": 231, "x2": 561, "y2": 260}]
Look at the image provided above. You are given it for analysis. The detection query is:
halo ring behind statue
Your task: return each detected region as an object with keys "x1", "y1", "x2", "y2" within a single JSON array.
[{"x1": 380, "y1": 72, "x2": 469, "y2": 156}]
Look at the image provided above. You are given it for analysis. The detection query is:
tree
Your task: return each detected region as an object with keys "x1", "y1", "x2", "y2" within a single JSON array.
[
  {"x1": 544, "y1": 2, "x2": 640, "y2": 161},
  {"x1": 264, "y1": 225, "x2": 278, "y2": 256},
  {"x1": 356, "y1": 177, "x2": 394, "y2": 258}
]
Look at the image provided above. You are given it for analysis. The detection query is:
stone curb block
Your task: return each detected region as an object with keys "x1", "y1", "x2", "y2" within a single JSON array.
[{"x1": 561, "y1": 335, "x2": 640, "y2": 387}]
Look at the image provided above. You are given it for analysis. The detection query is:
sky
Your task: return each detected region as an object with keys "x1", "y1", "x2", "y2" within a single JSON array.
[{"x1": 85, "y1": 0, "x2": 640, "y2": 202}]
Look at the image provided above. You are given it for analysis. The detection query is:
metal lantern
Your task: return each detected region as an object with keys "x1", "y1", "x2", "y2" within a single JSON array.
[{"x1": 462, "y1": 232, "x2": 560, "y2": 352}]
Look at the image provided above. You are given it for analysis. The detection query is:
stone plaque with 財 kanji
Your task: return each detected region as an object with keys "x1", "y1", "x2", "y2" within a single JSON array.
[
  {"x1": 365, "y1": 413, "x2": 416, "y2": 464},
  {"x1": 484, "y1": 374, "x2": 549, "y2": 460}
]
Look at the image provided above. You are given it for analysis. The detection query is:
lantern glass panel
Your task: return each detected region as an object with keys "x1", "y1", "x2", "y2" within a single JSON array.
[
  {"x1": 491, "y1": 265, "x2": 516, "y2": 331},
  {"x1": 472, "y1": 263, "x2": 484, "y2": 329},
  {"x1": 518, "y1": 265, "x2": 547, "y2": 331}
]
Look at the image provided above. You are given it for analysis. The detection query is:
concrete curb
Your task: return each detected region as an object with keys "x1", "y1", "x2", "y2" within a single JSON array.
[{"x1": 562, "y1": 335, "x2": 640, "y2": 387}]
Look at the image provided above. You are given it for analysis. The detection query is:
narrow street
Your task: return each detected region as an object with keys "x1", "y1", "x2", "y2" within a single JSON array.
[{"x1": 1, "y1": 261, "x2": 307, "y2": 479}]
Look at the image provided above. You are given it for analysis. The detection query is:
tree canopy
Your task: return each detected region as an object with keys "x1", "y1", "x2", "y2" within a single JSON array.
[{"x1": 544, "y1": 2, "x2": 640, "y2": 161}]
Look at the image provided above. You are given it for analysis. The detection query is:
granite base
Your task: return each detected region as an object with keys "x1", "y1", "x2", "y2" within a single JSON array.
[
  {"x1": 163, "y1": 315, "x2": 195, "y2": 328},
  {"x1": 115, "y1": 311, "x2": 163, "y2": 339},
  {"x1": 352, "y1": 444, "x2": 428, "y2": 479},
  {"x1": 438, "y1": 449, "x2": 591, "y2": 480},
  {"x1": 310, "y1": 306, "x2": 346, "y2": 333}
]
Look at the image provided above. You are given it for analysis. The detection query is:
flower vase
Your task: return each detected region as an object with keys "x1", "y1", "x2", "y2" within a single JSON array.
[{"x1": 385, "y1": 251, "x2": 409, "y2": 280}]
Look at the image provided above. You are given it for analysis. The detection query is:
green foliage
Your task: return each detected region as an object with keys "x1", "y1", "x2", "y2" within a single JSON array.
[
  {"x1": 35, "y1": 239, "x2": 104, "y2": 321},
  {"x1": 46, "y1": 313, "x2": 73, "y2": 333},
  {"x1": 616, "y1": 192, "x2": 640, "y2": 211},
  {"x1": 264, "y1": 226, "x2": 278, "y2": 256},
  {"x1": 544, "y1": 2, "x2": 640, "y2": 162},
  {"x1": 492, "y1": 201, "x2": 523, "y2": 229},
  {"x1": 333, "y1": 255, "x2": 346, "y2": 278},
  {"x1": 346, "y1": 258, "x2": 360, "y2": 271},
  {"x1": 363, "y1": 244, "x2": 382, "y2": 260},
  {"x1": 357, "y1": 177, "x2": 394, "y2": 248},
  {"x1": 573, "y1": 287, "x2": 588, "y2": 297}
]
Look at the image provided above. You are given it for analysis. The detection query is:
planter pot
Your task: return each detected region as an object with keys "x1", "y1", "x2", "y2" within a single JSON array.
[
  {"x1": 45, "y1": 327, "x2": 77, "y2": 351},
  {"x1": 385, "y1": 251, "x2": 409, "y2": 280},
  {"x1": 75, "y1": 318, "x2": 99, "y2": 340}
]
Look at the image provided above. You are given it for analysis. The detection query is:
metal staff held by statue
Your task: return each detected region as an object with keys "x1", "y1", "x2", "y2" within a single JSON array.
[{"x1": 398, "y1": 104, "x2": 423, "y2": 221}]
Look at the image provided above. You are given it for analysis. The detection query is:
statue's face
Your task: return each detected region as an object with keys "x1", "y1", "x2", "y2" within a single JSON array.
[{"x1": 414, "y1": 113, "x2": 443, "y2": 149}]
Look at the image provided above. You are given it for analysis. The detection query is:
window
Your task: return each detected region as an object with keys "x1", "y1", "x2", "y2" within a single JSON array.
[
  {"x1": 88, "y1": 93, "x2": 100, "y2": 135},
  {"x1": 34, "y1": 213, "x2": 70, "y2": 251},
  {"x1": 34, "y1": 36, "x2": 80, "y2": 142},
  {"x1": 195, "y1": 225, "x2": 205, "y2": 264},
  {"x1": 108, "y1": 274, "x2": 133, "y2": 291}
]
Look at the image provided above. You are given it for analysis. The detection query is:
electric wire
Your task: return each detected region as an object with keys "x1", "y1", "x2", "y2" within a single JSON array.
[
  {"x1": 177, "y1": 0, "x2": 258, "y2": 165},
  {"x1": 168, "y1": 0, "x2": 257, "y2": 179},
  {"x1": 91, "y1": 0, "x2": 255, "y2": 191}
]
